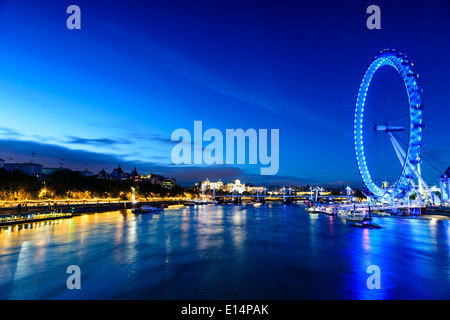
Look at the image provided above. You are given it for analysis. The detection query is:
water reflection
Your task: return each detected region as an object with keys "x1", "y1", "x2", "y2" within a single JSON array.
[
  {"x1": 125, "y1": 216, "x2": 137, "y2": 265},
  {"x1": 231, "y1": 206, "x2": 246, "y2": 250},
  {"x1": 0, "y1": 206, "x2": 449, "y2": 299}
]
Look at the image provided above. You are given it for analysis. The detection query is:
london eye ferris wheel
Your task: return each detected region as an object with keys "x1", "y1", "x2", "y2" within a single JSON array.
[{"x1": 354, "y1": 49, "x2": 425, "y2": 201}]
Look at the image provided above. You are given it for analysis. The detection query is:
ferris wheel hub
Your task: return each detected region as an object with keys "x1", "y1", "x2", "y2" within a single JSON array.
[{"x1": 372, "y1": 125, "x2": 404, "y2": 132}]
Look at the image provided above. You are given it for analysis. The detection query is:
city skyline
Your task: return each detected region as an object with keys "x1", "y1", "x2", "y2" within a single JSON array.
[
  {"x1": 1, "y1": 1, "x2": 450, "y2": 303},
  {"x1": 0, "y1": 0, "x2": 449, "y2": 187}
]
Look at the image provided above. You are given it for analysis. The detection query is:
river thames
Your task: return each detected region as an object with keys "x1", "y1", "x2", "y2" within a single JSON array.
[{"x1": 0, "y1": 203, "x2": 449, "y2": 300}]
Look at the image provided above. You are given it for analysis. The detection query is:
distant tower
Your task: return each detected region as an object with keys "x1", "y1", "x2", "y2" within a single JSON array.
[
  {"x1": 111, "y1": 163, "x2": 124, "y2": 181},
  {"x1": 131, "y1": 166, "x2": 139, "y2": 181}
]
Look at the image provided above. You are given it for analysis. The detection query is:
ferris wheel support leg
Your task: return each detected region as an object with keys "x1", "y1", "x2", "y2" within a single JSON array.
[
  {"x1": 388, "y1": 133, "x2": 438, "y2": 205},
  {"x1": 417, "y1": 163, "x2": 423, "y2": 195}
]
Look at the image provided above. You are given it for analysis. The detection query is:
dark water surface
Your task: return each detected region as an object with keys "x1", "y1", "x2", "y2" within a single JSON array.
[{"x1": 0, "y1": 204, "x2": 449, "y2": 299}]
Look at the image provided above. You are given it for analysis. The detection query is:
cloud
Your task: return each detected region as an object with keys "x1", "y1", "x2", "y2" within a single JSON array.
[
  {"x1": 0, "y1": 127, "x2": 23, "y2": 139},
  {"x1": 131, "y1": 132, "x2": 172, "y2": 144},
  {"x1": 0, "y1": 139, "x2": 124, "y2": 170},
  {"x1": 132, "y1": 132, "x2": 212, "y2": 154},
  {"x1": 0, "y1": 139, "x2": 245, "y2": 184},
  {"x1": 66, "y1": 136, "x2": 129, "y2": 146},
  {"x1": 0, "y1": 138, "x2": 351, "y2": 187}
]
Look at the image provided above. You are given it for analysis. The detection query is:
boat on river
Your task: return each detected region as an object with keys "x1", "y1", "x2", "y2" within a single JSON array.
[
  {"x1": 337, "y1": 209, "x2": 365, "y2": 221},
  {"x1": 195, "y1": 199, "x2": 218, "y2": 205},
  {"x1": 348, "y1": 206, "x2": 382, "y2": 228},
  {"x1": 132, "y1": 205, "x2": 163, "y2": 213},
  {"x1": 306, "y1": 204, "x2": 339, "y2": 215}
]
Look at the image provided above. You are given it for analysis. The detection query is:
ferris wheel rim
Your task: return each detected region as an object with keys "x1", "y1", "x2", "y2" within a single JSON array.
[{"x1": 354, "y1": 49, "x2": 423, "y2": 199}]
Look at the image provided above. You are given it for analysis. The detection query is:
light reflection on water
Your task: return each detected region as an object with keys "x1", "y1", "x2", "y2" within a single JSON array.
[{"x1": 0, "y1": 204, "x2": 449, "y2": 299}]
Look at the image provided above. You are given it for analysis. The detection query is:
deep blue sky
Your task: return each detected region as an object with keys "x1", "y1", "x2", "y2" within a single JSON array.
[{"x1": 0, "y1": 0, "x2": 448, "y2": 187}]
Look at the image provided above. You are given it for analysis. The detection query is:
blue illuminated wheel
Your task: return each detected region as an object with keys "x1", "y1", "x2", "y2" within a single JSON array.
[{"x1": 354, "y1": 49, "x2": 424, "y2": 200}]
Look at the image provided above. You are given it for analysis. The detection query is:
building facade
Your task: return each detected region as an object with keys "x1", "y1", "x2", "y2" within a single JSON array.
[
  {"x1": 42, "y1": 167, "x2": 67, "y2": 177},
  {"x1": 439, "y1": 166, "x2": 450, "y2": 203},
  {"x1": 4, "y1": 162, "x2": 43, "y2": 178}
]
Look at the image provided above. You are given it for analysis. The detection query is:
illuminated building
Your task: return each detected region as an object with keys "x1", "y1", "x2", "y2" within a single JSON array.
[
  {"x1": 163, "y1": 178, "x2": 175, "y2": 189},
  {"x1": 439, "y1": 166, "x2": 450, "y2": 203},
  {"x1": 42, "y1": 167, "x2": 67, "y2": 177},
  {"x1": 198, "y1": 179, "x2": 224, "y2": 191},
  {"x1": 225, "y1": 179, "x2": 245, "y2": 193},
  {"x1": 130, "y1": 167, "x2": 140, "y2": 181}
]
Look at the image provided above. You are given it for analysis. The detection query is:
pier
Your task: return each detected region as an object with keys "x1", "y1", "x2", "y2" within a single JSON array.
[
  {"x1": 306, "y1": 202, "x2": 425, "y2": 216},
  {"x1": 0, "y1": 211, "x2": 73, "y2": 227},
  {"x1": 0, "y1": 198, "x2": 188, "y2": 226}
]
